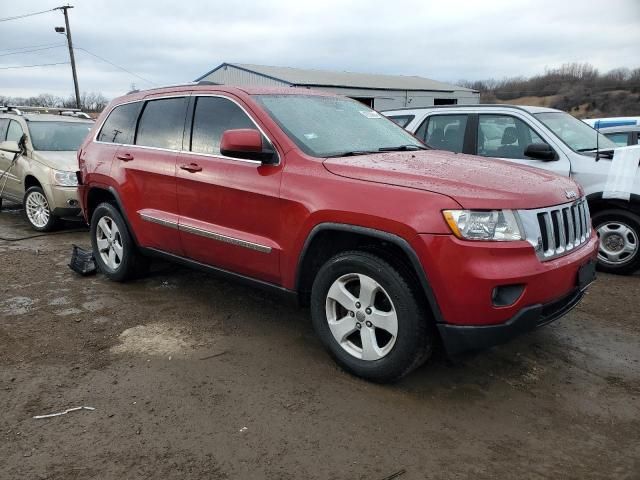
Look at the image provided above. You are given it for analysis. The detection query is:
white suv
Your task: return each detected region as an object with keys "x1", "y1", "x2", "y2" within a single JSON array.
[{"x1": 384, "y1": 105, "x2": 640, "y2": 274}]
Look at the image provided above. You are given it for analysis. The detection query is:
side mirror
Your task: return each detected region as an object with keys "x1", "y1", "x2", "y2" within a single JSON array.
[
  {"x1": 220, "y1": 129, "x2": 277, "y2": 165},
  {"x1": 0, "y1": 140, "x2": 21, "y2": 154},
  {"x1": 524, "y1": 143, "x2": 556, "y2": 161}
]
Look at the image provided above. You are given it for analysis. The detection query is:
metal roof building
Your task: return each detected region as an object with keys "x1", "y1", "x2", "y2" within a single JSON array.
[{"x1": 195, "y1": 63, "x2": 479, "y2": 110}]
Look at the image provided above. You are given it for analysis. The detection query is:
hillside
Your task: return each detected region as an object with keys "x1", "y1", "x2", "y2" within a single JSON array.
[{"x1": 462, "y1": 63, "x2": 640, "y2": 118}]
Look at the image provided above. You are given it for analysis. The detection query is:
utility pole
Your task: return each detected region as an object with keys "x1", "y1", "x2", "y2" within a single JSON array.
[{"x1": 54, "y1": 5, "x2": 80, "y2": 109}]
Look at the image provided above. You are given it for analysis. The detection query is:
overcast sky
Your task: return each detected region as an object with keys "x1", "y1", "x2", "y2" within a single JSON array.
[{"x1": 1, "y1": 0, "x2": 639, "y2": 100}]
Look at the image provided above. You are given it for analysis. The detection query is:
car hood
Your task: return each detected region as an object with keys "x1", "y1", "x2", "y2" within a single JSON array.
[
  {"x1": 31, "y1": 150, "x2": 79, "y2": 172},
  {"x1": 323, "y1": 150, "x2": 582, "y2": 210}
]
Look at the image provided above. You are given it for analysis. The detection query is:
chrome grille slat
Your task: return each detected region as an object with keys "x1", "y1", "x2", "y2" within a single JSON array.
[{"x1": 519, "y1": 198, "x2": 591, "y2": 262}]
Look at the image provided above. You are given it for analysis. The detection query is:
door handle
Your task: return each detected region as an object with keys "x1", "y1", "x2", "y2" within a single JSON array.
[
  {"x1": 116, "y1": 153, "x2": 134, "y2": 162},
  {"x1": 180, "y1": 163, "x2": 202, "y2": 173}
]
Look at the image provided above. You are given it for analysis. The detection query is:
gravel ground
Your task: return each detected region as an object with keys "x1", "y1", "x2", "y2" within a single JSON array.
[{"x1": 1, "y1": 203, "x2": 639, "y2": 480}]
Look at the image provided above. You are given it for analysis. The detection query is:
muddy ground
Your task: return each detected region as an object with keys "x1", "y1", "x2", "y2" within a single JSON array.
[{"x1": 1, "y1": 202, "x2": 639, "y2": 480}]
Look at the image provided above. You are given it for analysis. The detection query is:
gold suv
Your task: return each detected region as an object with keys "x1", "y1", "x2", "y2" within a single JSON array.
[{"x1": 0, "y1": 107, "x2": 93, "y2": 231}]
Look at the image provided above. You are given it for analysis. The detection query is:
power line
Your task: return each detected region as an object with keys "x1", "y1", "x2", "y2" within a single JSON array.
[
  {"x1": 0, "y1": 45, "x2": 66, "y2": 57},
  {"x1": 0, "y1": 42, "x2": 63, "y2": 53},
  {"x1": 0, "y1": 8, "x2": 54, "y2": 23},
  {"x1": 0, "y1": 62, "x2": 70, "y2": 70},
  {"x1": 74, "y1": 47, "x2": 157, "y2": 85}
]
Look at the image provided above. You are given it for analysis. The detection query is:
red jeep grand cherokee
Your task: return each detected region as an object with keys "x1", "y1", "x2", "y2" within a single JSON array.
[{"x1": 78, "y1": 85, "x2": 598, "y2": 382}]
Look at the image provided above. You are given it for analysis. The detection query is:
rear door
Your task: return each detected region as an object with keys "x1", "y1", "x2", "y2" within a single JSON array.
[
  {"x1": 176, "y1": 94, "x2": 283, "y2": 284},
  {"x1": 414, "y1": 113, "x2": 471, "y2": 153},
  {"x1": 112, "y1": 95, "x2": 188, "y2": 255}
]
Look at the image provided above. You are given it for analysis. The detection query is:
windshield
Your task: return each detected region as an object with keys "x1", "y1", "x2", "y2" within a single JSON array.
[
  {"x1": 28, "y1": 121, "x2": 93, "y2": 151},
  {"x1": 253, "y1": 95, "x2": 424, "y2": 157},
  {"x1": 535, "y1": 112, "x2": 617, "y2": 152}
]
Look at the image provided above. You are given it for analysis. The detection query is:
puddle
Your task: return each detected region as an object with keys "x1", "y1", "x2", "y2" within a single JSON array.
[
  {"x1": 0, "y1": 296, "x2": 36, "y2": 315},
  {"x1": 111, "y1": 322, "x2": 195, "y2": 356}
]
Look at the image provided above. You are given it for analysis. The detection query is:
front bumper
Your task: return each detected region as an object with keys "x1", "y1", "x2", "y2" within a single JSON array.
[
  {"x1": 45, "y1": 184, "x2": 80, "y2": 217},
  {"x1": 437, "y1": 287, "x2": 585, "y2": 356},
  {"x1": 413, "y1": 231, "x2": 599, "y2": 354}
]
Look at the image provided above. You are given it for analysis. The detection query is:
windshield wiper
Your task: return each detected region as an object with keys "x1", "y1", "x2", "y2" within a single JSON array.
[
  {"x1": 577, "y1": 147, "x2": 615, "y2": 158},
  {"x1": 324, "y1": 150, "x2": 377, "y2": 158},
  {"x1": 378, "y1": 144, "x2": 427, "y2": 152}
]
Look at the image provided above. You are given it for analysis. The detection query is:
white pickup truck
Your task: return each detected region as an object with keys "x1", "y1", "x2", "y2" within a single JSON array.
[{"x1": 384, "y1": 105, "x2": 640, "y2": 274}]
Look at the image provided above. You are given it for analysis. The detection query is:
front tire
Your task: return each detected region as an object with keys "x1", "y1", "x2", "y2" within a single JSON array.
[
  {"x1": 90, "y1": 202, "x2": 148, "y2": 281},
  {"x1": 593, "y1": 209, "x2": 640, "y2": 275},
  {"x1": 310, "y1": 250, "x2": 433, "y2": 383},
  {"x1": 23, "y1": 186, "x2": 59, "y2": 232}
]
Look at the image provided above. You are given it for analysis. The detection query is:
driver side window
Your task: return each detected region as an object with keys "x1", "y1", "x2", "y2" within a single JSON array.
[
  {"x1": 477, "y1": 114, "x2": 546, "y2": 160},
  {"x1": 6, "y1": 120, "x2": 24, "y2": 143}
]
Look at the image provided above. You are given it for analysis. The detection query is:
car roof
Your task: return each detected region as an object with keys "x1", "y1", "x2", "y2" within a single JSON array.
[
  {"x1": 598, "y1": 125, "x2": 640, "y2": 133},
  {"x1": 382, "y1": 104, "x2": 562, "y2": 115}
]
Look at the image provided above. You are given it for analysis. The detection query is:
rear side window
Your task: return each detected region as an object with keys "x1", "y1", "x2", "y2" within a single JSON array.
[
  {"x1": 97, "y1": 102, "x2": 142, "y2": 144},
  {"x1": 136, "y1": 97, "x2": 188, "y2": 150},
  {"x1": 387, "y1": 115, "x2": 414, "y2": 128},
  {"x1": 417, "y1": 115, "x2": 467, "y2": 153},
  {"x1": 6, "y1": 120, "x2": 23, "y2": 142},
  {"x1": 190, "y1": 96, "x2": 256, "y2": 155}
]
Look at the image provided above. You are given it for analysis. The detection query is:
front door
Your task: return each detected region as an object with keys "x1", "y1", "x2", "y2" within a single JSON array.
[
  {"x1": 176, "y1": 94, "x2": 283, "y2": 284},
  {"x1": 475, "y1": 113, "x2": 571, "y2": 177}
]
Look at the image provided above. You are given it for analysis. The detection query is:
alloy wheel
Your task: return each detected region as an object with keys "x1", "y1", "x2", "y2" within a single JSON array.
[
  {"x1": 325, "y1": 273, "x2": 398, "y2": 361},
  {"x1": 96, "y1": 216, "x2": 124, "y2": 270},
  {"x1": 25, "y1": 191, "x2": 51, "y2": 228}
]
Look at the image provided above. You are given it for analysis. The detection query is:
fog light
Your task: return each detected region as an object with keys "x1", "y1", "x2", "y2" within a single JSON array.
[
  {"x1": 67, "y1": 199, "x2": 79, "y2": 207},
  {"x1": 492, "y1": 284, "x2": 525, "y2": 307}
]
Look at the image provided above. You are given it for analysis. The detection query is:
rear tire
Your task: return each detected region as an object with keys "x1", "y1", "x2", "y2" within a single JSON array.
[
  {"x1": 310, "y1": 250, "x2": 433, "y2": 383},
  {"x1": 90, "y1": 202, "x2": 149, "y2": 281},
  {"x1": 593, "y1": 209, "x2": 640, "y2": 275},
  {"x1": 23, "y1": 186, "x2": 59, "y2": 232}
]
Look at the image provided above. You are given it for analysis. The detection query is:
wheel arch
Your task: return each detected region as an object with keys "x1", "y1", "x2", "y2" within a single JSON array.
[
  {"x1": 295, "y1": 223, "x2": 443, "y2": 324},
  {"x1": 586, "y1": 192, "x2": 640, "y2": 216},
  {"x1": 86, "y1": 186, "x2": 139, "y2": 246},
  {"x1": 24, "y1": 174, "x2": 42, "y2": 190}
]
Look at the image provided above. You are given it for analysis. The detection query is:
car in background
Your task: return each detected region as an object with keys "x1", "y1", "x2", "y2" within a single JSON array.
[
  {"x1": 583, "y1": 117, "x2": 640, "y2": 129},
  {"x1": 383, "y1": 105, "x2": 640, "y2": 275},
  {"x1": 598, "y1": 125, "x2": 640, "y2": 147},
  {"x1": 0, "y1": 107, "x2": 93, "y2": 231}
]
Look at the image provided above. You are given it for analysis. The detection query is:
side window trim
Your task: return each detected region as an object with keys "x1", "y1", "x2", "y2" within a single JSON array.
[{"x1": 93, "y1": 92, "x2": 281, "y2": 165}]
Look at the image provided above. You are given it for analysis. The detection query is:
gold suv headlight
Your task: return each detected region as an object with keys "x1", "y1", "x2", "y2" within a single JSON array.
[
  {"x1": 52, "y1": 169, "x2": 78, "y2": 187},
  {"x1": 443, "y1": 210, "x2": 523, "y2": 241}
]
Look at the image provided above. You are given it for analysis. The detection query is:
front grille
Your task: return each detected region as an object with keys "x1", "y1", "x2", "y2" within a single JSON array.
[{"x1": 519, "y1": 198, "x2": 591, "y2": 261}]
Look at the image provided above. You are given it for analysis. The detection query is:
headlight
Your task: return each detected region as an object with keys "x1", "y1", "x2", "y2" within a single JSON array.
[
  {"x1": 52, "y1": 170, "x2": 78, "y2": 187},
  {"x1": 443, "y1": 209, "x2": 523, "y2": 241}
]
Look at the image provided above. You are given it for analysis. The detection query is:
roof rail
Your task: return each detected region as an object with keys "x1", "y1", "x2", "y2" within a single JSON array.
[
  {"x1": 0, "y1": 105, "x2": 92, "y2": 118},
  {"x1": 127, "y1": 81, "x2": 219, "y2": 95}
]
